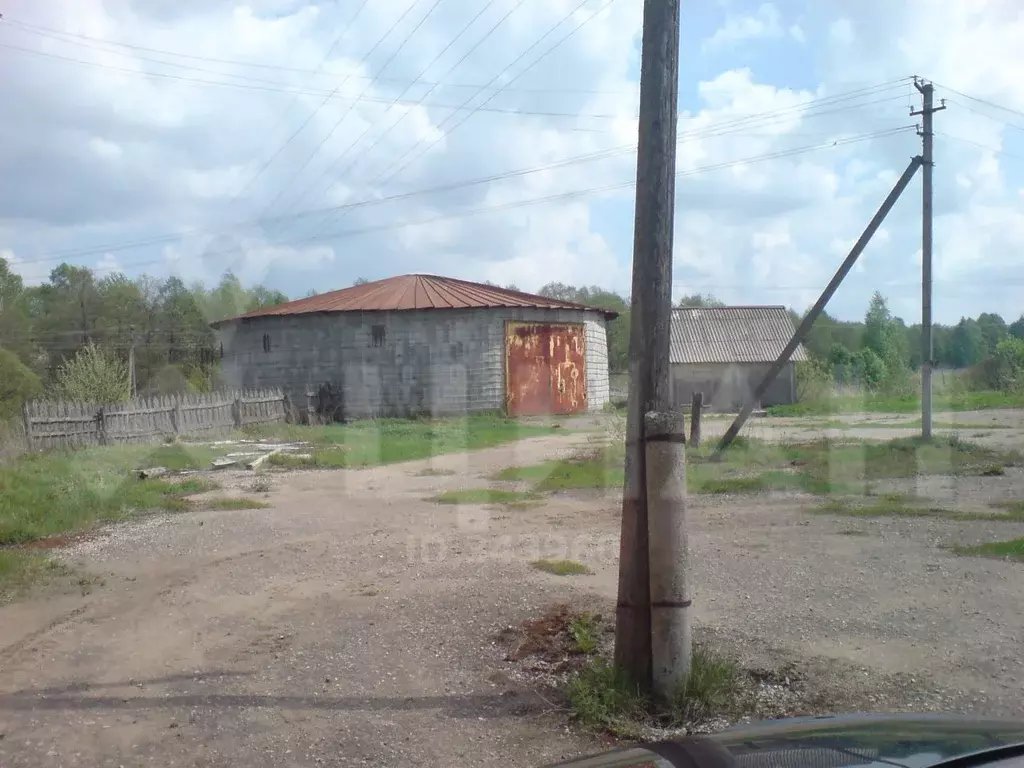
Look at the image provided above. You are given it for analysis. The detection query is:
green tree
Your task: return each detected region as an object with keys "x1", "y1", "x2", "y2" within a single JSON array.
[
  {"x1": 950, "y1": 318, "x2": 984, "y2": 368},
  {"x1": 0, "y1": 348, "x2": 42, "y2": 422},
  {"x1": 993, "y1": 337, "x2": 1024, "y2": 390},
  {"x1": 0, "y1": 256, "x2": 36, "y2": 366},
  {"x1": 861, "y1": 291, "x2": 893, "y2": 361},
  {"x1": 853, "y1": 347, "x2": 886, "y2": 389},
  {"x1": 676, "y1": 293, "x2": 725, "y2": 308},
  {"x1": 827, "y1": 343, "x2": 853, "y2": 382},
  {"x1": 537, "y1": 282, "x2": 631, "y2": 372},
  {"x1": 976, "y1": 312, "x2": 1008, "y2": 356},
  {"x1": 55, "y1": 343, "x2": 130, "y2": 403},
  {"x1": 1009, "y1": 315, "x2": 1024, "y2": 341},
  {"x1": 246, "y1": 285, "x2": 289, "y2": 311}
]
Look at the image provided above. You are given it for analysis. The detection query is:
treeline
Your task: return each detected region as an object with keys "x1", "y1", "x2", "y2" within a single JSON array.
[
  {"x1": 797, "y1": 292, "x2": 1024, "y2": 394},
  {"x1": 4, "y1": 258, "x2": 1020, "y2": 425},
  {"x1": 0, "y1": 258, "x2": 287, "y2": 419},
  {"x1": 535, "y1": 283, "x2": 1024, "y2": 395}
]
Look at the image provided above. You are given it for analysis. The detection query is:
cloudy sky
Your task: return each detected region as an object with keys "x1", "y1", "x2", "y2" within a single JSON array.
[{"x1": 0, "y1": 0, "x2": 1021, "y2": 324}]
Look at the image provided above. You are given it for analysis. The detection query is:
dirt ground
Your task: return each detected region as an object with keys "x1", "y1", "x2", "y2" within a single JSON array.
[{"x1": 2, "y1": 411, "x2": 1024, "y2": 767}]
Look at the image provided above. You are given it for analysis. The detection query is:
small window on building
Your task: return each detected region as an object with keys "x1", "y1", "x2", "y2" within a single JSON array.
[
  {"x1": 371, "y1": 324, "x2": 386, "y2": 347},
  {"x1": 262, "y1": 333, "x2": 271, "y2": 353}
]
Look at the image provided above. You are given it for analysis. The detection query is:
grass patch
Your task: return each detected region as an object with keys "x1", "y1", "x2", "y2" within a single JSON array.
[
  {"x1": 495, "y1": 434, "x2": 1020, "y2": 504},
  {"x1": 566, "y1": 645, "x2": 742, "y2": 737},
  {"x1": 766, "y1": 389, "x2": 1024, "y2": 417},
  {"x1": 816, "y1": 494, "x2": 1024, "y2": 522},
  {"x1": 531, "y1": 558, "x2": 592, "y2": 576},
  {"x1": 0, "y1": 551, "x2": 73, "y2": 604},
  {"x1": 672, "y1": 646, "x2": 741, "y2": 723},
  {"x1": 566, "y1": 660, "x2": 648, "y2": 737},
  {"x1": 952, "y1": 539, "x2": 1024, "y2": 560},
  {"x1": 814, "y1": 497, "x2": 950, "y2": 519},
  {"x1": 248, "y1": 413, "x2": 555, "y2": 468},
  {"x1": 143, "y1": 443, "x2": 220, "y2": 471},
  {"x1": 432, "y1": 488, "x2": 542, "y2": 505},
  {"x1": 990, "y1": 500, "x2": 1024, "y2": 517},
  {"x1": 203, "y1": 497, "x2": 270, "y2": 511},
  {"x1": 0, "y1": 447, "x2": 222, "y2": 547}
]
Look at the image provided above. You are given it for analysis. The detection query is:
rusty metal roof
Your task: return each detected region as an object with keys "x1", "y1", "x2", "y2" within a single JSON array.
[
  {"x1": 211, "y1": 274, "x2": 618, "y2": 325},
  {"x1": 670, "y1": 305, "x2": 808, "y2": 364}
]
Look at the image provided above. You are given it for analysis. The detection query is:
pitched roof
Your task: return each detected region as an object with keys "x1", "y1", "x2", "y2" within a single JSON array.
[
  {"x1": 211, "y1": 274, "x2": 619, "y2": 326},
  {"x1": 670, "y1": 305, "x2": 809, "y2": 364}
]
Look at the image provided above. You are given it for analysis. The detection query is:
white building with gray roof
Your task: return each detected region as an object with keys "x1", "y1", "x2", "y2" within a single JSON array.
[{"x1": 670, "y1": 305, "x2": 808, "y2": 411}]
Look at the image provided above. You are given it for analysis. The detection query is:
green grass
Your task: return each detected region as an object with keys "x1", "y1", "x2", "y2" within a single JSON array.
[
  {"x1": 495, "y1": 434, "x2": 1018, "y2": 501},
  {"x1": 566, "y1": 645, "x2": 742, "y2": 737},
  {"x1": 203, "y1": 497, "x2": 270, "y2": 511},
  {"x1": 0, "y1": 450, "x2": 222, "y2": 546},
  {"x1": 415, "y1": 467, "x2": 456, "y2": 477},
  {"x1": 816, "y1": 494, "x2": 1024, "y2": 522},
  {"x1": 531, "y1": 558, "x2": 593, "y2": 576},
  {"x1": 248, "y1": 414, "x2": 555, "y2": 468},
  {"x1": 991, "y1": 500, "x2": 1024, "y2": 516},
  {"x1": 565, "y1": 660, "x2": 648, "y2": 738},
  {"x1": 431, "y1": 488, "x2": 542, "y2": 505},
  {"x1": 143, "y1": 443, "x2": 221, "y2": 471},
  {"x1": 766, "y1": 389, "x2": 1024, "y2": 417},
  {"x1": 952, "y1": 539, "x2": 1024, "y2": 560},
  {"x1": 0, "y1": 551, "x2": 73, "y2": 604},
  {"x1": 672, "y1": 646, "x2": 741, "y2": 723}
]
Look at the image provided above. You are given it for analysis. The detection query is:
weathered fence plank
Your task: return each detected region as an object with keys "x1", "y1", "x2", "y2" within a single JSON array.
[{"x1": 22, "y1": 388, "x2": 286, "y2": 451}]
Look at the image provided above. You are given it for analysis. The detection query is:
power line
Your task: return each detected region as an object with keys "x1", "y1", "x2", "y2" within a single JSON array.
[
  {"x1": 1, "y1": 15, "x2": 635, "y2": 95},
  {"x1": 301, "y1": 0, "x2": 624, "y2": 242},
  {"x1": 935, "y1": 131, "x2": 1024, "y2": 163},
  {"x1": 255, "y1": 0, "x2": 446, "y2": 216},
  {"x1": 0, "y1": 34, "x2": 643, "y2": 120},
  {"x1": 12, "y1": 82, "x2": 915, "y2": 266},
  {"x1": 932, "y1": 81, "x2": 1024, "y2": 123},
  {"x1": 372, "y1": 0, "x2": 621, "y2": 187},
  {"x1": 304, "y1": 81, "x2": 911, "y2": 240},
  {"x1": 66, "y1": 126, "x2": 914, "y2": 278},
  {"x1": 272, "y1": 0, "x2": 525, "y2": 228},
  {"x1": 0, "y1": 38, "x2": 638, "y2": 120},
  {"x1": 941, "y1": 98, "x2": 1024, "y2": 135},
  {"x1": 219, "y1": 1, "x2": 372, "y2": 213}
]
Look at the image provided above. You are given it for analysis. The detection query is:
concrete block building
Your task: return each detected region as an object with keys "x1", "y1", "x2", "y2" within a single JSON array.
[
  {"x1": 212, "y1": 274, "x2": 616, "y2": 420},
  {"x1": 670, "y1": 305, "x2": 807, "y2": 411}
]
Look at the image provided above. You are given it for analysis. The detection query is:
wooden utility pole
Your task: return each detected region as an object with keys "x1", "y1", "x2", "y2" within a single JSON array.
[
  {"x1": 911, "y1": 78, "x2": 945, "y2": 440},
  {"x1": 614, "y1": 0, "x2": 681, "y2": 689},
  {"x1": 128, "y1": 326, "x2": 137, "y2": 399}
]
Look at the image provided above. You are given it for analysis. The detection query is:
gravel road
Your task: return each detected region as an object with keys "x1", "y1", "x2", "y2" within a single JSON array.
[{"x1": 1, "y1": 415, "x2": 1023, "y2": 767}]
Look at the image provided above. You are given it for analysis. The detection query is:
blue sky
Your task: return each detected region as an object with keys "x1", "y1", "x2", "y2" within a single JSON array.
[{"x1": 0, "y1": 0, "x2": 1022, "y2": 326}]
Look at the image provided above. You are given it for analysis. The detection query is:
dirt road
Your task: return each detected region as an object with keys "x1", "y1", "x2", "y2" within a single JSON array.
[{"x1": 2, "y1": 421, "x2": 1024, "y2": 767}]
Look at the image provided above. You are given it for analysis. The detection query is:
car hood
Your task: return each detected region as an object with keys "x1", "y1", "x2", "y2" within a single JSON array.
[{"x1": 546, "y1": 714, "x2": 1024, "y2": 768}]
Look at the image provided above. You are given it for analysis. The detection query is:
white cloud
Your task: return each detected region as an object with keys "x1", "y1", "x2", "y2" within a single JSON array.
[
  {"x1": 0, "y1": 0, "x2": 1021, "y2": 326},
  {"x1": 703, "y1": 3, "x2": 784, "y2": 51},
  {"x1": 3, "y1": 248, "x2": 50, "y2": 286}
]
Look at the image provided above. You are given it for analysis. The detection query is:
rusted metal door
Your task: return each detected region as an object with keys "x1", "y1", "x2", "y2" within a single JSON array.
[{"x1": 505, "y1": 322, "x2": 587, "y2": 416}]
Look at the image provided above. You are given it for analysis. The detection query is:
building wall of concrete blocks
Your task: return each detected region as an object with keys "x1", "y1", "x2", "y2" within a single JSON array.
[
  {"x1": 670, "y1": 361, "x2": 796, "y2": 412},
  {"x1": 217, "y1": 307, "x2": 610, "y2": 419}
]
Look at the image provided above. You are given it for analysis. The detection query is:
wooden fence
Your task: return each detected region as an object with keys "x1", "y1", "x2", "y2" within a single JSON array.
[{"x1": 21, "y1": 389, "x2": 287, "y2": 451}]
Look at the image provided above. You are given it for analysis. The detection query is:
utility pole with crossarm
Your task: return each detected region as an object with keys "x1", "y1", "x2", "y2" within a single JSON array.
[{"x1": 911, "y1": 77, "x2": 946, "y2": 441}]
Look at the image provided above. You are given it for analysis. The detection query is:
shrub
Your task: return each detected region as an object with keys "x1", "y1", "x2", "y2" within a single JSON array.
[
  {"x1": 0, "y1": 349, "x2": 42, "y2": 422},
  {"x1": 55, "y1": 343, "x2": 130, "y2": 404},
  {"x1": 795, "y1": 359, "x2": 832, "y2": 404},
  {"x1": 852, "y1": 348, "x2": 886, "y2": 389}
]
